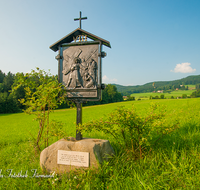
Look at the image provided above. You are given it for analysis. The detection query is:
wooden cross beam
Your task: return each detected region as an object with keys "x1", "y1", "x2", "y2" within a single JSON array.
[{"x1": 74, "y1": 11, "x2": 87, "y2": 29}]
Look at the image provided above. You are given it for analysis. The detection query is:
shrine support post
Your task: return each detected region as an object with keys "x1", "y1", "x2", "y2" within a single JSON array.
[{"x1": 76, "y1": 101, "x2": 82, "y2": 140}]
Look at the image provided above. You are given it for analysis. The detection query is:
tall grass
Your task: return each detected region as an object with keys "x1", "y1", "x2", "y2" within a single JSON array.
[{"x1": 0, "y1": 98, "x2": 200, "y2": 189}]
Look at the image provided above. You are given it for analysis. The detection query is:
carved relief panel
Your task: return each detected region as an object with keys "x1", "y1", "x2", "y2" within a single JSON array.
[{"x1": 61, "y1": 44, "x2": 99, "y2": 99}]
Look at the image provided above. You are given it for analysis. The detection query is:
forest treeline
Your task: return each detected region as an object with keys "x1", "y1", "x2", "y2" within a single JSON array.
[
  {"x1": 114, "y1": 75, "x2": 200, "y2": 96},
  {"x1": 1, "y1": 70, "x2": 200, "y2": 114},
  {"x1": 0, "y1": 70, "x2": 123, "y2": 114}
]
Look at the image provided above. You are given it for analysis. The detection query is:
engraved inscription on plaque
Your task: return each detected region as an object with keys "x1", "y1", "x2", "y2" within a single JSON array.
[
  {"x1": 67, "y1": 90, "x2": 97, "y2": 98},
  {"x1": 57, "y1": 150, "x2": 89, "y2": 167}
]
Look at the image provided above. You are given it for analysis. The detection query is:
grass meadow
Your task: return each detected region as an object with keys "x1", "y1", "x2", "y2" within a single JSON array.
[
  {"x1": 131, "y1": 89, "x2": 196, "y2": 100},
  {"x1": 1, "y1": 98, "x2": 200, "y2": 189}
]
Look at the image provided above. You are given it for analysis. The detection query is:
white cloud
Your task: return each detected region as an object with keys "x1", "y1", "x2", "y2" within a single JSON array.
[
  {"x1": 102, "y1": 75, "x2": 118, "y2": 83},
  {"x1": 102, "y1": 75, "x2": 109, "y2": 81},
  {"x1": 110, "y1": 78, "x2": 118, "y2": 82},
  {"x1": 171, "y1": 62, "x2": 196, "y2": 73}
]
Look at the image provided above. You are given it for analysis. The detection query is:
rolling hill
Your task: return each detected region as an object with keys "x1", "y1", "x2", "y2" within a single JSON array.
[{"x1": 112, "y1": 75, "x2": 200, "y2": 95}]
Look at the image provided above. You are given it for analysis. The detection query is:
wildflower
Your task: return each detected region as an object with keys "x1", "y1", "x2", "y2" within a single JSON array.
[{"x1": 50, "y1": 171, "x2": 55, "y2": 177}]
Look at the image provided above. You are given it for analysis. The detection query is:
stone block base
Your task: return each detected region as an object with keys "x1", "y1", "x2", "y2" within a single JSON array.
[{"x1": 40, "y1": 137, "x2": 115, "y2": 173}]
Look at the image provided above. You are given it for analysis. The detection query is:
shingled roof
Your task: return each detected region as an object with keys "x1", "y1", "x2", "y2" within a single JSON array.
[{"x1": 50, "y1": 28, "x2": 111, "y2": 52}]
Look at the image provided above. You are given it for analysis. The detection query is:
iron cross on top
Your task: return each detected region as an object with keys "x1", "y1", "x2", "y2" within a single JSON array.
[{"x1": 74, "y1": 11, "x2": 87, "y2": 29}]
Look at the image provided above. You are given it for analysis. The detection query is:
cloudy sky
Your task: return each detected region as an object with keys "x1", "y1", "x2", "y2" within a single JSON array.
[{"x1": 0, "y1": 0, "x2": 200, "y2": 86}]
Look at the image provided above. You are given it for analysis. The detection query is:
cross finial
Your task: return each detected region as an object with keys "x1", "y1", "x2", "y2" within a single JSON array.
[{"x1": 74, "y1": 11, "x2": 87, "y2": 29}]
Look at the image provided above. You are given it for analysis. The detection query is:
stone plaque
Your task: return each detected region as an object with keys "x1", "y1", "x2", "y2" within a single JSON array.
[{"x1": 57, "y1": 150, "x2": 89, "y2": 167}]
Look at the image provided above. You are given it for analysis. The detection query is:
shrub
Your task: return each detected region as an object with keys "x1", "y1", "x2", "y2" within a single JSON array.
[
  {"x1": 12, "y1": 68, "x2": 66, "y2": 152},
  {"x1": 160, "y1": 94, "x2": 165, "y2": 99},
  {"x1": 78, "y1": 103, "x2": 179, "y2": 159},
  {"x1": 182, "y1": 94, "x2": 187, "y2": 98}
]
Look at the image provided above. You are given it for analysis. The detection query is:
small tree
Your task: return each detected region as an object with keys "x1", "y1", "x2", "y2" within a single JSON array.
[
  {"x1": 12, "y1": 68, "x2": 66, "y2": 152},
  {"x1": 160, "y1": 94, "x2": 165, "y2": 99},
  {"x1": 182, "y1": 94, "x2": 187, "y2": 99},
  {"x1": 127, "y1": 95, "x2": 135, "y2": 101}
]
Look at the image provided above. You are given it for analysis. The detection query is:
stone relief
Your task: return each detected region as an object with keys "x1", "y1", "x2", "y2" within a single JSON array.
[{"x1": 62, "y1": 45, "x2": 98, "y2": 89}]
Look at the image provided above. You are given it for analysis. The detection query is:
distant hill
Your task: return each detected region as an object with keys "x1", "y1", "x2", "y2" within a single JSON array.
[{"x1": 112, "y1": 75, "x2": 200, "y2": 96}]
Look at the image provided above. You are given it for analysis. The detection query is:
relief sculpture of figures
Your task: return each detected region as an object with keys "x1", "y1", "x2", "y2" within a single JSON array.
[
  {"x1": 65, "y1": 57, "x2": 83, "y2": 88},
  {"x1": 62, "y1": 45, "x2": 98, "y2": 89},
  {"x1": 84, "y1": 59, "x2": 97, "y2": 88}
]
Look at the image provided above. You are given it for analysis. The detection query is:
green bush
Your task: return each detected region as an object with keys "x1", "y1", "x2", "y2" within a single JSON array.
[
  {"x1": 160, "y1": 94, "x2": 165, "y2": 99},
  {"x1": 12, "y1": 68, "x2": 66, "y2": 152},
  {"x1": 182, "y1": 94, "x2": 187, "y2": 98},
  {"x1": 78, "y1": 103, "x2": 179, "y2": 159}
]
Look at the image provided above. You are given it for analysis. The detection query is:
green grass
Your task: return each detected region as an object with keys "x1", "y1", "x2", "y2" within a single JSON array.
[
  {"x1": 187, "y1": 85, "x2": 196, "y2": 90},
  {"x1": 1, "y1": 98, "x2": 200, "y2": 189},
  {"x1": 131, "y1": 89, "x2": 196, "y2": 100}
]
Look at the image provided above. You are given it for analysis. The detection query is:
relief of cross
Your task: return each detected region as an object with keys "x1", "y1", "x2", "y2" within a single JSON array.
[{"x1": 74, "y1": 11, "x2": 87, "y2": 29}]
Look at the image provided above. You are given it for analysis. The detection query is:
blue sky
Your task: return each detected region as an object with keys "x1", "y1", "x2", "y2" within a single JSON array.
[{"x1": 0, "y1": 0, "x2": 200, "y2": 86}]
